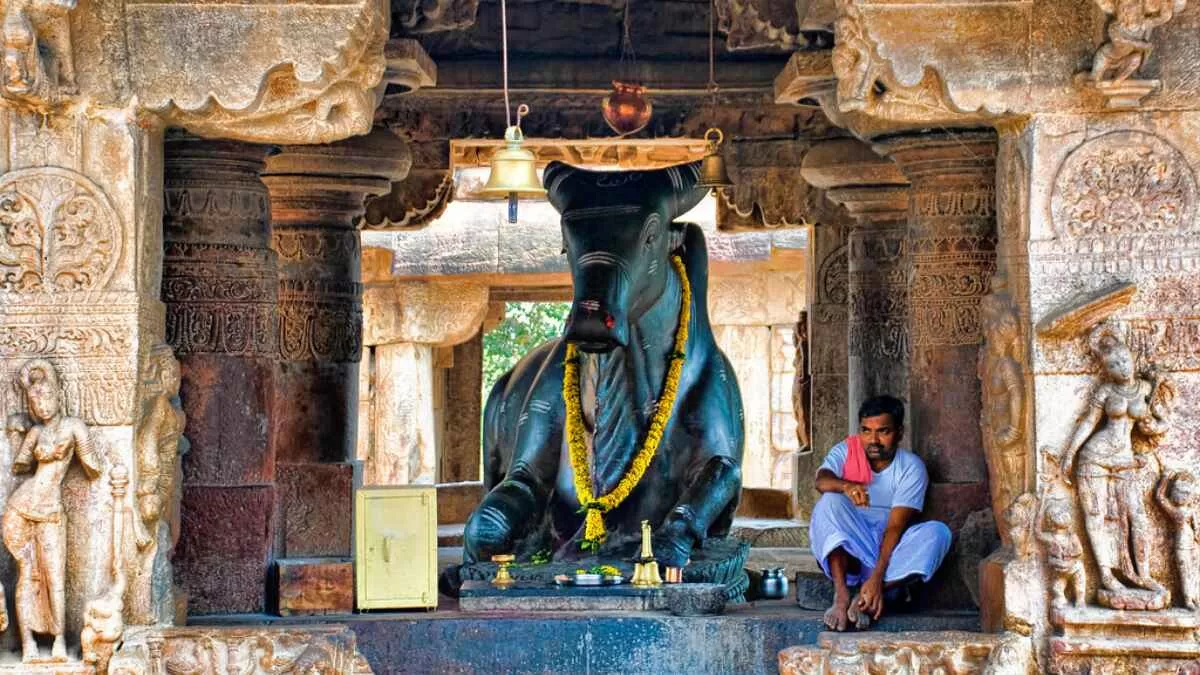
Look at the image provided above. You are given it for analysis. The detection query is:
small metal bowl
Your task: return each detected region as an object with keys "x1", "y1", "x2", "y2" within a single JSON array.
[
  {"x1": 603, "y1": 575, "x2": 625, "y2": 585},
  {"x1": 574, "y1": 573, "x2": 602, "y2": 586}
]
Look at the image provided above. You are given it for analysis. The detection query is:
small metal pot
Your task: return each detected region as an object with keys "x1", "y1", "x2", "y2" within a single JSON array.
[{"x1": 759, "y1": 567, "x2": 789, "y2": 600}]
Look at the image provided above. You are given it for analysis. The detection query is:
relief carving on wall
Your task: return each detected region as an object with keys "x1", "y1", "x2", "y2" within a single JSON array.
[
  {"x1": 979, "y1": 277, "x2": 1028, "y2": 547},
  {"x1": 814, "y1": 242, "x2": 847, "y2": 325},
  {"x1": 3, "y1": 358, "x2": 103, "y2": 662},
  {"x1": 110, "y1": 625, "x2": 374, "y2": 674},
  {"x1": 1037, "y1": 282, "x2": 1192, "y2": 623},
  {"x1": 1050, "y1": 131, "x2": 1197, "y2": 240},
  {"x1": 0, "y1": 0, "x2": 77, "y2": 109},
  {"x1": 1082, "y1": 0, "x2": 1188, "y2": 108},
  {"x1": 0, "y1": 167, "x2": 121, "y2": 293}
]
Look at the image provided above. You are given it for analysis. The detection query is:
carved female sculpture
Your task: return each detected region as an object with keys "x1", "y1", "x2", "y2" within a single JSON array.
[
  {"x1": 1155, "y1": 471, "x2": 1200, "y2": 609},
  {"x1": 130, "y1": 344, "x2": 187, "y2": 624},
  {"x1": 979, "y1": 289, "x2": 1027, "y2": 546},
  {"x1": 1058, "y1": 323, "x2": 1172, "y2": 606},
  {"x1": 3, "y1": 358, "x2": 102, "y2": 661}
]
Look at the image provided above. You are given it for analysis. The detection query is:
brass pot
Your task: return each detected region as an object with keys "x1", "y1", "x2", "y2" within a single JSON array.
[{"x1": 602, "y1": 81, "x2": 652, "y2": 136}]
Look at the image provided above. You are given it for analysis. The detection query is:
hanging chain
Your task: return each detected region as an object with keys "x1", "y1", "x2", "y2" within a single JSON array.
[
  {"x1": 619, "y1": 0, "x2": 638, "y2": 81},
  {"x1": 707, "y1": 0, "x2": 719, "y2": 106},
  {"x1": 501, "y1": 0, "x2": 512, "y2": 128}
]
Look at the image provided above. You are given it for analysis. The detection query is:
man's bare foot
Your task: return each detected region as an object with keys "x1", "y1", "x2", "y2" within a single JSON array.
[
  {"x1": 847, "y1": 592, "x2": 873, "y2": 630},
  {"x1": 823, "y1": 588, "x2": 852, "y2": 631}
]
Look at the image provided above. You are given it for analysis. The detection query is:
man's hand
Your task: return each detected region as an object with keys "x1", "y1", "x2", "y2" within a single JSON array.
[
  {"x1": 856, "y1": 573, "x2": 884, "y2": 620},
  {"x1": 841, "y1": 481, "x2": 869, "y2": 507}
]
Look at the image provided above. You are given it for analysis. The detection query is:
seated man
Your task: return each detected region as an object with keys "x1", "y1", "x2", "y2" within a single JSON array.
[{"x1": 811, "y1": 395, "x2": 952, "y2": 631}]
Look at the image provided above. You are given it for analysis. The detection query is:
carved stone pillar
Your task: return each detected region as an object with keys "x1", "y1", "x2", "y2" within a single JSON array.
[
  {"x1": 361, "y1": 278, "x2": 489, "y2": 485},
  {"x1": 804, "y1": 220, "x2": 850, "y2": 473},
  {"x1": 801, "y1": 139, "x2": 911, "y2": 421},
  {"x1": 873, "y1": 131, "x2": 996, "y2": 482},
  {"x1": 873, "y1": 130, "x2": 997, "y2": 527},
  {"x1": 262, "y1": 129, "x2": 411, "y2": 559},
  {"x1": 162, "y1": 135, "x2": 278, "y2": 614}
]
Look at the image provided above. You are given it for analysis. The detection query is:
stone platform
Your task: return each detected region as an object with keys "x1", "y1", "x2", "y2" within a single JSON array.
[
  {"x1": 193, "y1": 598, "x2": 982, "y2": 674},
  {"x1": 460, "y1": 580, "x2": 667, "y2": 612}
]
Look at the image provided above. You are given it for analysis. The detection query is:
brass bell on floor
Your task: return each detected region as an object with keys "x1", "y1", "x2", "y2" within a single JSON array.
[
  {"x1": 478, "y1": 114, "x2": 546, "y2": 223},
  {"x1": 696, "y1": 127, "x2": 733, "y2": 192}
]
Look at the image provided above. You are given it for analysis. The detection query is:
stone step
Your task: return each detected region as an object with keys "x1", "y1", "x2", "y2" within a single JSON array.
[
  {"x1": 730, "y1": 517, "x2": 810, "y2": 548},
  {"x1": 745, "y1": 547, "x2": 820, "y2": 577}
]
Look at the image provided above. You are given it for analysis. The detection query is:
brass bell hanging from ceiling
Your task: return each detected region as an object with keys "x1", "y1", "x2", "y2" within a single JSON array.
[
  {"x1": 696, "y1": 127, "x2": 733, "y2": 191},
  {"x1": 478, "y1": 112, "x2": 546, "y2": 223}
]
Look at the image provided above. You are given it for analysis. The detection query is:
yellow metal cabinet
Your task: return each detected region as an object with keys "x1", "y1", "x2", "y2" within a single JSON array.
[{"x1": 355, "y1": 486, "x2": 438, "y2": 610}]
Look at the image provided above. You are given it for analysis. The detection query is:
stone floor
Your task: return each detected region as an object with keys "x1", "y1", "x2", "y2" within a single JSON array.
[{"x1": 194, "y1": 597, "x2": 981, "y2": 674}]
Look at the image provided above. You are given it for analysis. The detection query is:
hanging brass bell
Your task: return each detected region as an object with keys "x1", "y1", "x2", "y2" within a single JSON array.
[
  {"x1": 696, "y1": 127, "x2": 733, "y2": 191},
  {"x1": 478, "y1": 123, "x2": 546, "y2": 222}
]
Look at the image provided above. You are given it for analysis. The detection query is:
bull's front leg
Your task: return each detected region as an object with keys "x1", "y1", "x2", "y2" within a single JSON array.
[
  {"x1": 463, "y1": 460, "x2": 554, "y2": 563},
  {"x1": 653, "y1": 455, "x2": 741, "y2": 567}
]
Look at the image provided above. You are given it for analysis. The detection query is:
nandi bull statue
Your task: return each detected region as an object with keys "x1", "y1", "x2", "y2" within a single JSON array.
[{"x1": 457, "y1": 161, "x2": 747, "y2": 593}]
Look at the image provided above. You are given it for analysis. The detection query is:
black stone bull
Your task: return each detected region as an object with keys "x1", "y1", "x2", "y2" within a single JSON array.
[{"x1": 463, "y1": 161, "x2": 745, "y2": 567}]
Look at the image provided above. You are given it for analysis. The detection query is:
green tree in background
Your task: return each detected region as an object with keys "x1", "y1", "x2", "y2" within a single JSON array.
[{"x1": 482, "y1": 302, "x2": 571, "y2": 402}]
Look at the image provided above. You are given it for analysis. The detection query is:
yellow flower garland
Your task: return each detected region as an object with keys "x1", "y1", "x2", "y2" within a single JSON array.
[{"x1": 563, "y1": 255, "x2": 691, "y2": 549}]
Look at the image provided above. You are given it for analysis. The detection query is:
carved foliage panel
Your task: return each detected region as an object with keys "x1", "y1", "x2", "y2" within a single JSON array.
[
  {"x1": 1034, "y1": 124, "x2": 1200, "y2": 376},
  {"x1": 0, "y1": 167, "x2": 121, "y2": 294}
]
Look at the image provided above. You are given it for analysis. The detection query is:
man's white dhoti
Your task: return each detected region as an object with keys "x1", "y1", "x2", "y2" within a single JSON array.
[{"x1": 810, "y1": 442, "x2": 952, "y2": 586}]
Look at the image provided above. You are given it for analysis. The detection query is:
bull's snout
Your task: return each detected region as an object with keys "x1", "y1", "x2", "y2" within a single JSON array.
[{"x1": 564, "y1": 301, "x2": 629, "y2": 353}]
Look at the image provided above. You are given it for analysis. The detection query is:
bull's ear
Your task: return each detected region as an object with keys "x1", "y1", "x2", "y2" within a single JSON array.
[
  {"x1": 667, "y1": 161, "x2": 707, "y2": 219},
  {"x1": 544, "y1": 161, "x2": 577, "y2": 213},
  {"x1": 668, "y1": 221, "x2": 687, "y2": 254}
]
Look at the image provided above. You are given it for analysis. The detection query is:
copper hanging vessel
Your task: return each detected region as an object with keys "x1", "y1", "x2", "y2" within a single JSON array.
[{"x1": 602, "y1": 80, "x2": 653, "y2": 136}]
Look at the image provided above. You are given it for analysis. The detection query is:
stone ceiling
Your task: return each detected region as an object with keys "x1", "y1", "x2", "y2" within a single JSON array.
[{"x1": 371, "y1": 0, "x2": 847, "y2": 231}]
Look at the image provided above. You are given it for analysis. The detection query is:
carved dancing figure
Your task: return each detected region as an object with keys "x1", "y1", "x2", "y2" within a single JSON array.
[
  {"x1": 3, "y1": 358, "x2": 102, "y2": 661},
  {"x1": 130, "y1": 344, "x2": 187, "y2": 624},
  {"x1": 1155, "y1": 471, "x2": 1200, "y2": 609},
  {"x1": 1035, "y1": 489, "x2": 1087, "y2": 609},
  {"x1": 831, "y1": 4, "x2": 879, "y2": 111},
  {"x1": 979, "y1": 287, "x2": 1027, "y2": 546},
  {"x1": 1090, "y1": 0, "x2": 1188, "y2": 84},
  {"x1": 1058, "y1": 323, "x2": 1173, "y2": 604}
]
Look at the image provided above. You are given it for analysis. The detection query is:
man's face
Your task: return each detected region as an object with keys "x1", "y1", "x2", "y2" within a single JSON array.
[{"x1": 859, "y1": 413, "x2": 902, "y2": 463}]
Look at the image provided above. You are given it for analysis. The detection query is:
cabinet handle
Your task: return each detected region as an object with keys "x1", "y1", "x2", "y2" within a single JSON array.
[{"x1": 383, "y1": 535, "x2": 398, "y2": 563}]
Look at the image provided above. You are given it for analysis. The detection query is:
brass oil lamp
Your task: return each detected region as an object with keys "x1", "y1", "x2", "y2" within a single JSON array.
[{"x1": 602, "y1": 81, "x2": 652, "y2": 136}]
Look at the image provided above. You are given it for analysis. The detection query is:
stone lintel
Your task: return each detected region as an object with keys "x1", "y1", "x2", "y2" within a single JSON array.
[
  {"x1": 363, "y1": 281, "x2": 489, "y2": 347},
  {"x1": 800, "y1": 138, "x2": 906, "y2": 190}
]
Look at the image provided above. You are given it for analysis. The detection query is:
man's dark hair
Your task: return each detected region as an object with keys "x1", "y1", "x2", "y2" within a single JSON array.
[{"x1": 858, "y1": 395, "x2": 905, "y2": 427}]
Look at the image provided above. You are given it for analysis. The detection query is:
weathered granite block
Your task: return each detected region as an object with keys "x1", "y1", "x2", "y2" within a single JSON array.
[
  {"x1": 278, "y1": 462, "x2": 355, "y2": 558},
  {"x1": 437, "y1": 481, "x2": 484, "y2": 525},
  {"x1": 277, "y1": 558, "x2": 354, "y2": 616},
  {"x1": 177, "y1": 486, "x2": 276, "y2": 615}
]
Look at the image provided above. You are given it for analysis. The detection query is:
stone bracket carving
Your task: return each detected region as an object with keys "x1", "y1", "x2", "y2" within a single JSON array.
[
  {"x1": 130, "y1": 0, "x2": 389, "y2": 144},
  {"x1": 0, "y1": 0, "x2": 77, "y2": 111}
]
